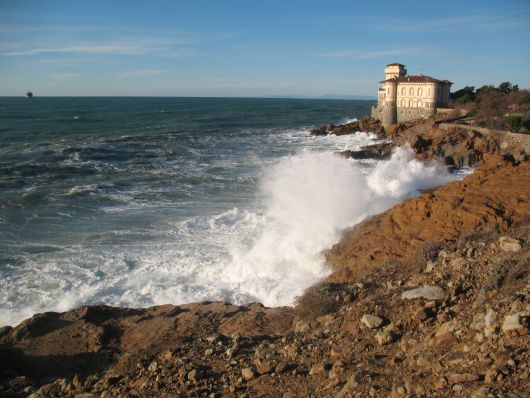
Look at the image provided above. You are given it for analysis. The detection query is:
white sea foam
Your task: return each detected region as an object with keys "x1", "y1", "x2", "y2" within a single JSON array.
[{"x1": 0, "y1": 143, "x2": 463, "y2": 326}]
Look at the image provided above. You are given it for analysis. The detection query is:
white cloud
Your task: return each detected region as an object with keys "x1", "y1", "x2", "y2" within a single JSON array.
[
  {"x1": 52, "y1": 73, "x2": 82, "y2": 80},
  {"x1": 1, "y1": 44, "x2": 152, "y2": 56},
  {"x1": 118, "y1": 69, "x2": 168, "y2": 79},
  {"x1": 316, "y1": 47, "x2": 424, "y2": 59}
]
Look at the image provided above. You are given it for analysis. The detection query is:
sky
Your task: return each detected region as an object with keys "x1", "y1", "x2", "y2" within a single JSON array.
[{"x1": 0, "y1": 0, "x2": 529, "y2": 97}]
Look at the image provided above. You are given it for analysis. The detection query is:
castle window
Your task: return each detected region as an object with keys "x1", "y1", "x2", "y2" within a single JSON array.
[
  {"x1": 409, "y1": 87, "x2": 414, "y2": 96},
  {"x1": 418, "y1": 88, "x2": 423, "y2": 96},
  {"x1": 417, "y1": 100, "x2": 422, "y2": 107},
  {"x1": 428, "y1": 88, "x2": 431, "y2": 96},
  {"x1": 408, "y1": 99, "x2": 412, "y2": 107},
  {"x1": 401, "y1": 87, "x2": 405, "y2": 96}
]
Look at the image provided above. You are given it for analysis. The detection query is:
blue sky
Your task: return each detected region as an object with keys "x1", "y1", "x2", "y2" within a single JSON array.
[{"x1": 1, "y1": 0, "x2": 529, "y2": 97}]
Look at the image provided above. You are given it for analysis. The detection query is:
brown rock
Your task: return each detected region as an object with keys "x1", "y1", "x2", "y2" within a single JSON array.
[
  {"x1": 415, "y1": 308, "x2": 435, "y2": 322},
  {"x1": 309, "y1": 363, "x2": 325, "y2": 376},
  {"x1": 498, "y1": 236, "x2": 522, "y2": 252},
  {"x1": 275, "y1": 361, "x2": 290, "y2": 374},
  {"x1": 241, "y1": 367, "x2": 255, "y2": 381},
  {"x1": 187, "y1": 369, "x2": 203, "y2": 383},
  {"x1": 447, "y1": 373, "x2": 480, "y2": 384},
  {"x1": 256, "y1": 361, "x2": 273, "y2": 375},
  {"x1": 361, "y1": 314, "x2": 384, "y2": 329}
]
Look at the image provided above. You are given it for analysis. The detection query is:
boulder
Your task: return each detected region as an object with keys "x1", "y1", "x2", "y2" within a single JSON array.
[{"x1": 498, "y1": 236, "x2": 522, "y2": 252}]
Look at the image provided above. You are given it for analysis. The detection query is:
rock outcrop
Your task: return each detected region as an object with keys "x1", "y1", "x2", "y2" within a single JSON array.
[
  {"x1": 310, "y1": 116, "x2": 384, "y2": 137},
  {"x1": 326, "y1": 161, "x2": 530, "y2": 280}
]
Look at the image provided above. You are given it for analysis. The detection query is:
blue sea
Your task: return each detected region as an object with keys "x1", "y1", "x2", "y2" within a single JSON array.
[{"x1": 0, "y1": 97, "x2": 459, "y2": 326}]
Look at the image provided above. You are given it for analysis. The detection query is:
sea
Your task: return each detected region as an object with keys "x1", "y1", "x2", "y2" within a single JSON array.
[{"x1": 0, "y1": 97, "x2": 461, "y2": 326}]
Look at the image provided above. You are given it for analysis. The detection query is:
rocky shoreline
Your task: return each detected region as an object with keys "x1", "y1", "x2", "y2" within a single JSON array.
[{"x1": 1, "y1": 115, "x2": 529, "y2": 397}]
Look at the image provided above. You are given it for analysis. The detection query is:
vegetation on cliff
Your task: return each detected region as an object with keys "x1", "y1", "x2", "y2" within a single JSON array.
[{"x1": 450, "y1": 82, "x2": 530, "y2": 133}]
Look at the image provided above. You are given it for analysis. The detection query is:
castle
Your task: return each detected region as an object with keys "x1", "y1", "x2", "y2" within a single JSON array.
[{"x1": 371, "y1": 63, "x2": 452, "y2": 129}]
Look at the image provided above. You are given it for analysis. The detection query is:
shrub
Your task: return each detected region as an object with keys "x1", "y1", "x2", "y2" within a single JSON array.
[
  {"x1": 295, "y1": 282, "x2": 338, "y2": 321},
  {"x1": 420, "y1": 240, "x2": 443, "y2": 262},
  {"x1": 504, "y1": 115, "x2": 523, "y2": 132}
]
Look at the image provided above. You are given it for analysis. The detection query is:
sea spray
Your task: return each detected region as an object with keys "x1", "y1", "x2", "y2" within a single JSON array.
[
  {"x1": 221, "y1": 145, "x2": 458, "y2": 306},
  {"x1": 0, "y1": 145, "x2": 462, "y2": 326},
  {"x1": 367, "y1": 145, "x2": 453, "y2": 199}
]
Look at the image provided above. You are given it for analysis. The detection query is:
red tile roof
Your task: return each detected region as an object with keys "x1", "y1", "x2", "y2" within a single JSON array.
[{"x1": 380, "y1": 75, "x2": 453, "y2": 84}]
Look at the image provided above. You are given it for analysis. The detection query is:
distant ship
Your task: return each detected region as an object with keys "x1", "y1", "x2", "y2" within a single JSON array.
[{"x1": 26, "y1": 91, "x2": 33, "y2": 98}]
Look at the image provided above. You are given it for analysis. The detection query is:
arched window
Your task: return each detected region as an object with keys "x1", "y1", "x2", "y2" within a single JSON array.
[
  {"x1": 417, "y1": 100, "x2": 422, "y2": 108},
  {"x1": 418, "y1": 88, "x2": 423, "y2": 96},
  {"x1": 408, "y1": 99, "x2": 412, "y2": 107},
  {"x1": 401, "y1": 99, "x2": 405, "y2": 107},
  {"x1": 428, "y1": 88, "x2": 431, "y2": 96},
  {"x1": 401, "y1": 87, "x2": 406, "y2": 96},
  {"x1": 387, "y1": 87, "x2": 390, "y2": 95},
  {"x1": 409, "y1": 87, "x2": 414, "y2": 96}
]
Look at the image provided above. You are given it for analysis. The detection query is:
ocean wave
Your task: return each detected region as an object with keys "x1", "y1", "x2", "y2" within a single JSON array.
[{"x1": 0, "y1": 145, "x2": 464, "y2": 326}]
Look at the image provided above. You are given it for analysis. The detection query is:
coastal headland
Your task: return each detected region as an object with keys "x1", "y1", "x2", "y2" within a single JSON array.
[{"x1": 1, "y1": 111, "x2": 529, "y2": 397}]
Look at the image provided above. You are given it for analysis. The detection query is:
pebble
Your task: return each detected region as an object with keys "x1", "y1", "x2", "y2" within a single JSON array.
[
  {"x1": 309, "y1": 363, "x2": 325, "y2": 376},
  {"x1": 187, "y1": 369, "x2": 203, "y2": 383},
  {"x1": 241, "y1": 367, "x2": 255, "y2": 381},
  {"x1": 447, "y1": 373, "x2": 479, "y2": 384},
  {"x1": 147, "y1": 361, "x2": 158, "y2": 373},
  {"x1": 275, "y1": 361, "x2": 290, "y2": 374},
  {"x1": 205, "y1": 334, "x2": 219, "y2": 344},
  {"x1": 401, "y1": 286, "x2": 446, "y2": 300},
  {"x1": 361, "y1": 314, "x2": 384, "y2": 329},
  {"x1": 501, "y1": 314, "x2": 529, "y2": 336},
  {"x1": 256, "y1": 361, "x2": 273, "y2": 375}
]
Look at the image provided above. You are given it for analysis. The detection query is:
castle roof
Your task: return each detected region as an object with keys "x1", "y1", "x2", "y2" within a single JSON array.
[
  {"x1": 380, "y1": 75, "x2": 453, "y2": 84},
  {"x1": 386, "y1": 63, "x2": 405, "y2": 67}
]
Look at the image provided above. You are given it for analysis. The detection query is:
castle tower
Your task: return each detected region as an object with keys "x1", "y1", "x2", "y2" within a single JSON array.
[
  {"x1": 384, "y1": 63, "x2": 407, "y2": 80},
  {"x1": 381, "y1": 79, "x2": 397, "y2": 128}
]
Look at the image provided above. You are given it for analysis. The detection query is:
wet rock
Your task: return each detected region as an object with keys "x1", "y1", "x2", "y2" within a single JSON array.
[
  {"x1": 401, "y1": 286, "x2": 446, "y2": 301},
  {"x1": 338, "y1": 143, "x2": 392, "y2": 160},
  {"x1": 498, "y1": 236, "x2": 522, "y2": 252},
  {"x1": 361, "y1": 314, "x2": 384, "y2": 329}
]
